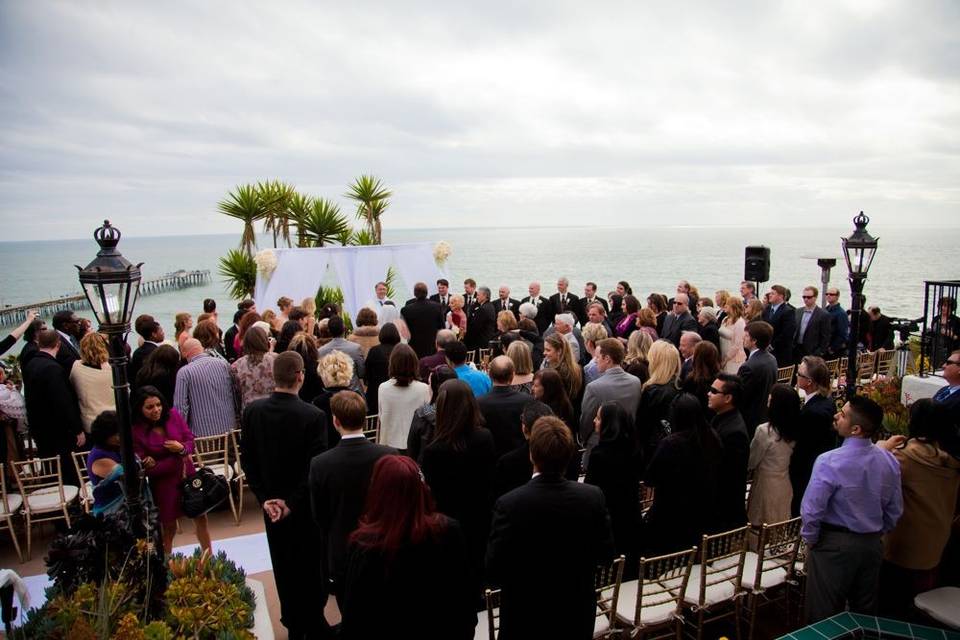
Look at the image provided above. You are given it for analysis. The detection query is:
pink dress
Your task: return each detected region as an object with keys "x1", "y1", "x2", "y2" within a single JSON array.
[{"x1": 133, "y1": 408, "x2": 196, "y2": 523}]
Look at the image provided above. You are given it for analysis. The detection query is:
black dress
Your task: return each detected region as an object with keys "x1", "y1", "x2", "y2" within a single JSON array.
[
  {"x1": 635, "y1": 383, "x2": 679, "y2": 467},
  {"x1": 363, "y1": 343, "x2": 395, "y2": 414},
  {"x1": 339, "y1": 517, "x2": 476, "y2": 640},
  {"x1": 643, "y1": 429, "x2": 722, "y2": 555},
  {"x1": 312, "y1": 385, "x2": 352, "y2": 448},
  {"x1": 421, "y1": 429, "x2": 497, "y2": 592},
  {"x1": 585, "y1": 438, "x2": 640, "y2": 560}
]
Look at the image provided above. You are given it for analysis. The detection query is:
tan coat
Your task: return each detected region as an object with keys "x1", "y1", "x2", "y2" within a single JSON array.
[
  {"x1": 747, "y1": 423, "x2": 795, "y2": 526},
  {"x1": 883, "y1": 440, "x2": 960, "y2": 570},
  {"x1": 347, "y1": 326, "x2": 380, "y2": 357}
]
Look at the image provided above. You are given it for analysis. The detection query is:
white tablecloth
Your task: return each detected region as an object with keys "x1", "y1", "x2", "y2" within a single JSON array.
[{"x1": 901, "y1": 374, "x2": 948, "y2": 405}]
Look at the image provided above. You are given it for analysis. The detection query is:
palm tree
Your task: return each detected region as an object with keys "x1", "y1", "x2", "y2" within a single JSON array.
[
  {"x1": 258, "y1": 180, "x2": 296, "y2": 248},
  {"x1": 300, "y1": 198, "x2": 350, "y2": 247},
  {"x1": 288, "y1": 191, "x2": 314, "y2": 248},
  {"x1": 345, "y1": 175, "x2": 391, "y2": 244},
  {"x1": 218, "y1": 184, "x2": 266, "y2": 256},
  {"x1": 218, "y1": 249, "x2": 257, "y2": 300}
]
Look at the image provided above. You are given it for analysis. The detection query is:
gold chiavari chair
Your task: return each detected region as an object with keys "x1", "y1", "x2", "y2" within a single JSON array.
[
  {"x1": 614, "y1": 547, "x2": 696, "y2": 639},
  {"x1": 480, "y1": 587, "x2": 500, "y2": 640},
  {"x1": 229, "y1": 428, "x2": 246, "y2": 522},
  {"x1": 71, "y1": 451, "x2": 93, "y2": 514},
  {"x1": 875, "y1": 350, "x2": 896, "y2": 378},
  {"x1": 776, "y1": 365, "x2": 795, "y2": 385},
  {"x1": 13, "y1": 457, "x2": 79, "y2": 560},
  {"x1": 682, "y1": 526, "x2": 750, "y2": 640},
  {"x1": 364, "y1": 415, "x2": 380, "y2": 443},
  {"x1": 594, "y1": 555, "x2": 626, "y2": 639},
  {"x1": 192, "y1": 434, "x2": 238, "y2": 525},
  {"x1": 0, "y1": 463, "x2": 23, "y2": 562},
  {"x1": 741, "y1": 518, "x2": 802, "y2": 640}
]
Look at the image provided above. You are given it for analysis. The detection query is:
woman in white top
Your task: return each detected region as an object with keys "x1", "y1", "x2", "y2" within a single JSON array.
[
  {"x1": 70, "y1": 332, "x2": 116, "y2": 432},
  {"x1": 377, "y1": 301, "x2": 410, "y2": 343},
  {"x1": 747, "y1": 384, "x2": 799, "y2": 526},
  {"x1": 377, "y1": 344, "x2": 430, "y2": 450},
  {"x1": 719, "y1": 297, "x2": 747, "y2": 374}
]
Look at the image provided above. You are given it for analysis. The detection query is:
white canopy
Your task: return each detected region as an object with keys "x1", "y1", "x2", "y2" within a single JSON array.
[{"x1": 253, "y1": 243, "x2": 448, "y2": 321}]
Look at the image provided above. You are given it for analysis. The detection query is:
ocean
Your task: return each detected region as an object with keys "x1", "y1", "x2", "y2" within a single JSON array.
[{"x1": 1, "y1": 225, "x2": 958, "y2": 353}]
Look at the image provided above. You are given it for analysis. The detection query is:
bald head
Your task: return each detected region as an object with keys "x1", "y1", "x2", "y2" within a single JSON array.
[{"x1": 488, "y1": 355, "x2": 516, "y2": 385}]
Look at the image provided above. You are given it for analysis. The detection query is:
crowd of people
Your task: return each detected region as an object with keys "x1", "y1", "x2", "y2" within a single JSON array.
[{"x1": 2, "y1": 276, "x2": 960, "y2": 639}]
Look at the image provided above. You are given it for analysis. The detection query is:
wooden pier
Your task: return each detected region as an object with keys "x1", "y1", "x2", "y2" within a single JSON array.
[{"x1": 0, "y1": 270, "x2": 210, "y2": 327}]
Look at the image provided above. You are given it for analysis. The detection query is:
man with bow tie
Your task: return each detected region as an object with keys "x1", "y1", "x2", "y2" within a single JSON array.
[{"x1": 521, "y1": 282, "x2": 552, "y2": 336}]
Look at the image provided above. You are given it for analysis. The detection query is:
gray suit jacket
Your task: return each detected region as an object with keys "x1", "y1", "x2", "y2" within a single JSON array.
[
  {"x1": 660, "y1": 311, "x2": 698, "y2": 347},
  {"x1": 578, "y1": 366, "x2": 643, "y2": 442},
  {"x1": 319, "y1": 337, "x2": 366, "y2": 379},
  {"x1": 795, "y1": 306, "x2": 832, "y2": 358}
]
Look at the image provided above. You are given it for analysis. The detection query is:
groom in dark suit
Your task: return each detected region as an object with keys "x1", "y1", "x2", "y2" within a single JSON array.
[
  {"x1": 401, "y1": 282, "x2": 445, "y2": 358},
  {"x1": 549, "y1": 277, "x2": 580, "y2": 321},
  {"x1": 429, "y1": 278, "x2": 452, "y2": 314},
  {"x1": 520, "y1": 281, "x2": 551, "y2": 336}
]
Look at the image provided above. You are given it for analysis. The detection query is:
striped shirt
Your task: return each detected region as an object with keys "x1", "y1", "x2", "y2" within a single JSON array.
[{"x1": 174, "y1": 353, "x2": 239, "y2": 437}]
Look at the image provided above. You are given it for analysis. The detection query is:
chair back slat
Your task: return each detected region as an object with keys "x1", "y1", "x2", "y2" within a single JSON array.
[
  {"x1": 192, "y1": 434, "x2": 230, "y2": 468},
  {"x1": 466, "y1": 349, "x2": 477, "y2": 364},
  {"x1": 633, "y1": 547, "x2": 696, "y2": 626},
  {"x1": 857, "y1": 351, "x2": 876, "y2": 380},
  {"x1": 638, "y1": 481, "x2": 654, "y2": 516},
  {"x1": 0, "y1": 463, "x2": 14, "y2": 514},
  {"x1": 875, "y1": 350, "x2": 896, "y2": 377},
  {"x1": 695, "y1": 526, "x2": 749, "y2": 605},
  {"x1": 750, "y1": 517, "x2": 802, "y2": 589},
  {"x1": 776, "y1": 365, "x2": 795, "y2": 385},
  {"x1": 363, "y1": 415, "x2": 380, "y2": 443},
  {"x1": 484, "y1": 588, "x2": 500, "y2": 640},
  {"x1": 595, "y1": 555, "x2": 625, "y2": 633},
  {"x1": 824, "y1": 358, "x2": 840, "y2": 378},
  {"x1": 13, "y1": 457, "x2": 71, "y2": 510}
]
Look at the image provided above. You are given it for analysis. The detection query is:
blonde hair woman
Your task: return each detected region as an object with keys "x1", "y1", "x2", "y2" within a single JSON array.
[
  {"x1": 637, "y1": 340, "x2": 682, "y2": 459},
  {"x1": 542, "y1": 333, "x2": 582, "y2": 402},
  {"x1": 496, "y1": 311, "x2": 518, "y2": 334},
  {"x1": 624, "y1": 330, "x2": 653, "y2": 383},
  {"x1": 300, "y1": 297, "x2": 318, "y2": 335},
  {"x1": 506, "y1": 340, "x2": 535, "y2": 393},
  {"x1": 70, "y1": 332, "x2": 116, "y2": 432},
  {"x1": 446, "y1": 294, "x2": 467, "y2": 338},
  {"x1": 744, "y1": 298, "x2": 764, "y2": 322},
  {"x1": 720, "y1": 298, "x2": 747, "y2": 374},
  {"x1": 174, "y1": 312, "x2": 193, "y2": 347},
  {"x1": 313, "y1": 351, "x2": 356, "y2": 444}
]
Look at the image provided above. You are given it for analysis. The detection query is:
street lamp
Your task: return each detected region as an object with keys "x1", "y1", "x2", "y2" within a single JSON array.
[
  {"x1": 841, "y1": 212, "x2": 879, "y2": 401},
  {"x1": 76, "y1": 220, "x2": 145, "y2": 537}
]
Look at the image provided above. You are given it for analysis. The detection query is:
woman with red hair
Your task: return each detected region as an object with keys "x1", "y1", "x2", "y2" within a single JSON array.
[{"x1": 339, "y1": 455, "x2": 476, "y2": 639}]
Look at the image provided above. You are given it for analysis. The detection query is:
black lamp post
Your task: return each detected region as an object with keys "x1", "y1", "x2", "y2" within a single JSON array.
[
  {"x1": 76, "y1": 220, "x2": 146, "y2": 537},
  {"x1": 841, "y1": 212, "x2": 879, "y2": 401}
]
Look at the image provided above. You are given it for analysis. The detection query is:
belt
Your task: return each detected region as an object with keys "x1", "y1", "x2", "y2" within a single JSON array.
[{"x1": 821, "y1": 522, "x2": 880, "y2": 535}]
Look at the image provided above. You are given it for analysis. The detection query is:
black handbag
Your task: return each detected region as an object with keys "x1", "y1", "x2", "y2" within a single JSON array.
[{"x1": 180, "y1": 462, "x2": 229, "y2": 518}]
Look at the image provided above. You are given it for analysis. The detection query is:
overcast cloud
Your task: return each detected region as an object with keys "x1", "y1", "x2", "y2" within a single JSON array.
[{"x1": 1, "y1": 0, "x2": 958, "y2": 240}]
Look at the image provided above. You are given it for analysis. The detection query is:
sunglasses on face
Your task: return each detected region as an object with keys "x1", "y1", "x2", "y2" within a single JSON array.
[
  {"x1": 802, "y1": 295, "x2": 814, "y2": 299},
  {"x1": 946, "y1": 360, "x2": 960, "y2": 367},
  {"x1": 707, "y1": 386, "x2": 727, "y2": 395}
]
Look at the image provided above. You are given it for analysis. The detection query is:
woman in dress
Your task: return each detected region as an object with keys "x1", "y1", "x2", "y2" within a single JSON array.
[
  {"x1": 420, "y1": 379, "x2": 497, "y2": 598},
  {"x1": 623, "y1": 330, "x2": 652, "y2": 383},
  {"x1": 643, "y1": 393, "x2": 723, "y2": 555},
  {"x1": 635, "y1": 308, "x2": 659, "y2": 342},
  {"x1": 719, "y1": 297, "x2": 747, "y2": 374},
  {"x1": 747, "y1": 383, "x2": 799, "y2": 527},
  {"x1": 506, "y1": 340, "x2": 535, "y2": 393},
  {"x1": 446, "y1": 293, "x2": 468, "y2": 339},
  {"x1": 614, "y1": 295, "x2": 641, "y2": 340},
  {"x1": 364, "y1": 322, "x2": 401, "y2": 414},
  {"x1": 233, "y1": 311, "x2": 263, "y2": 358},
  {"x1": 714, "y1": 290, "x2": 730, "y2": 324},
  {"x1": 378, "y1": 301, "x2": 410, "y2": 342},
  {"x1": 340, "y1": 455, "x2": 476, "y2": 640},
  {"x1": 378, "y1": 344, "x2": 431, "y2": 451},
  {"x1": 86, "y1": 411, "x2": 129, "y2": 516},
  {"x1": 135, "y1": 344, "x2": 180, "y2": 404},
  {"x1": 532, "y1": 368, "x2": 576, "y2": 437},
  {"x1": 584, "y1": 402, "x2": 640, "y2": 562},
  {"x1": 607, "y1": 293, "x2": 625, "y2": 331},
  {"x1": 70, "y1": 332, "x2": 115, "y2": 433},
  {"x1": 313, "y1": 350, "x2": 356, "y2": 447},
  {"x1": 541, "y1": 334, "x2": 582, "y2": 405},
  {"x1": 647, "y1": 293, "x2": 669, "y2": 336},
  {"x1": 636, "y1": 340, "x2": 681, "y2": 466},
  {"x1": 231, "y1": 326, "x2": 277, "y2": 409},
  {"x1": 285, "y1": 332, "x2": 321, "y2": 403},
  {"x1": 174, "y1": 312, "x2": 193, "y2": 348},
  {"x1": 132, "y1": 386, "x2": 211, "y2": 554},
  {"x1": 347, "y1": 307, "x2": 380, "y2": 356}
]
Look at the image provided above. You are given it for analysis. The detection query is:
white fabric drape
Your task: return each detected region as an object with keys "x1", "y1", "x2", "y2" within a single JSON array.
[{"x1": 253, "y1": 243, "x2": 447, "y2": 322}]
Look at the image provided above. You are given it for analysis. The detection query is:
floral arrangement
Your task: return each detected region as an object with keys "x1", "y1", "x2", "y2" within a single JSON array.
[
  {"x1": 861, "y1": 376, "x2": 910, "y2": 436},
  {"x1": 253, "y1": 248, "x2": 278, "y2": 280},
  {"x1": 433, "y1": 240, "x2": 452, "y2": 266}
]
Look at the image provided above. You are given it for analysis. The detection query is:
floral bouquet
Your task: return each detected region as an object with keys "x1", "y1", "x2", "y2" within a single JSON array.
[
  {"x1": 433, "y1": 240, "x2": 452, "y2": 266},
  {"x1": 254, "y1": 249, "x2": 278, "y2": 280}
]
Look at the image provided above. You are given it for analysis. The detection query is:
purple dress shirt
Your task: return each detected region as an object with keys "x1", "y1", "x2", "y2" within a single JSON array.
[{"x1": 800, "y1": 436, "x2": 902, "y2": 545}]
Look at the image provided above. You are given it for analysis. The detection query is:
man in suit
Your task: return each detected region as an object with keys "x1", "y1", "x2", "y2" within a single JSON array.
[
  {"x1": 707, "y1": 373, "x2": 749, "y2": 532},
  {"x1": 791, "y1": 356, "x2": 839, "y2": 516},
  {"x1": 740, "y1": 281, "x2": 758, "y2": 306},
  {"x1": 465, "y1": 286, "x2": 497, "y2": 351},
  {"x1": 22, "y1": 330, "x2": 84, "y2": 484},
  {"x1": 223, "y1": 308, "x2": 246, "y2": 362},
  {"x1": 478, "y1": 356, "x2": 533, "y2": 456},
  {"x1": 866, "y1": 306, "x2": 895, "y2": 351},
  {"x1": 493, "y1": 402, "x2": 555, "y2": 498},
  {"x1": 486, "y1": 417, "x2": 615, "y2": 640},
  {"x1": 579, "y1": 338, "x2": 643, "y2": 445},
  {"x1": 429, "y1": 278, "x2": 452, "y2": 314},
  {"x1": 737, "y1": 321, "x2": 779, "y2": 436},
  {"x1": 762, "y1": 284, "x2": 798, "y2": 366},
  {"x1": 129, "y1": 314, "x2": 166, "y2": 386},
  {"x1": 400, "y1": 282, "x2": 445, "y2": 358},
  {"x1": 576, "y1": 282, "x2": 609, "y2": 326},
  {"x1": 463, "y1": 278, "x2": 479, "y2": 313},
  {"x1": 676, "y1": 280, "x2": 699, "y2": 314},
  {"x1": 241, "y1": 352, "x2": 330, "y2": 640},
  {"x1": 520, "y1": 281, "x2": 551, "y2": 336},
  {"x1": 660, "y1": 293, "x2": 698, "y2": 347},
  {"x1": 51, "y1": 310, "x2": 82, "y2": 371},
  {"x1": 584, "y1": 301, "x2": 614, "y2": 338},
  {"x1": 824, "y1": 288, "x2": 850, "y2": 360},
  {"x1": 318, "y1": 315, "x2": 365, "y2": 384},
  {"x1": 794, "y1": 286, "x2": 833, "y2": 363},
  {"x1": 549, "y1": 277, "x2": 580, "y2": 320},
  {"x1": 678, "y1": 331, "x2": 702, "y2": 383},
  {"x1": 493, "y1": 285, "x2": 520, "y2": 319},
  {"x1": 309, "y1": 390, "x2": 394, "y2": 600}
]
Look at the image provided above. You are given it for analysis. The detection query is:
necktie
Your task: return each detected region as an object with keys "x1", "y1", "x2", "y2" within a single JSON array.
[{"x1": 934, "y1": 386, "x2": 953, "y2": 402}]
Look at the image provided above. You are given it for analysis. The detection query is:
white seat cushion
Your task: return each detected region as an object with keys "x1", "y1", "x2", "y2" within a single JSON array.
[
  {"x1": 474, "y1": 608, "x2": 496, "y2": 640},
  {"x1": 683, "y1": 565, "x2": 737, "y2": 607},
  {"x1": 0, "y1": 494, "x2": 22, "y2": 516},
  {"x1": 83, "y1": 481, "x2": 94, "y2": 500},
  {"x1": 615, "y1": 579, "x2": 681, "y2": 627},
  {"x1": 208, "y1": 464, "x2": 234, "y2": 481},
  {"x1": 594, "y1": 608, "x2": 611, "y2": 636},
  {"x1": 25, "y1": 485, "x2": 79, "y2": 513},
  {"x1": 914, "y1": 587, "x2": 960, "y2": 629},
  {"x1": 740, "y1": 551, "x2": 789, "y2": 590}
]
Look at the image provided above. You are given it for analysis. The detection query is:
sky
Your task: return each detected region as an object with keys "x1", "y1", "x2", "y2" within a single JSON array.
[{"x1": 1, "y1": 0, "x2": 958, "y2": 241}]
